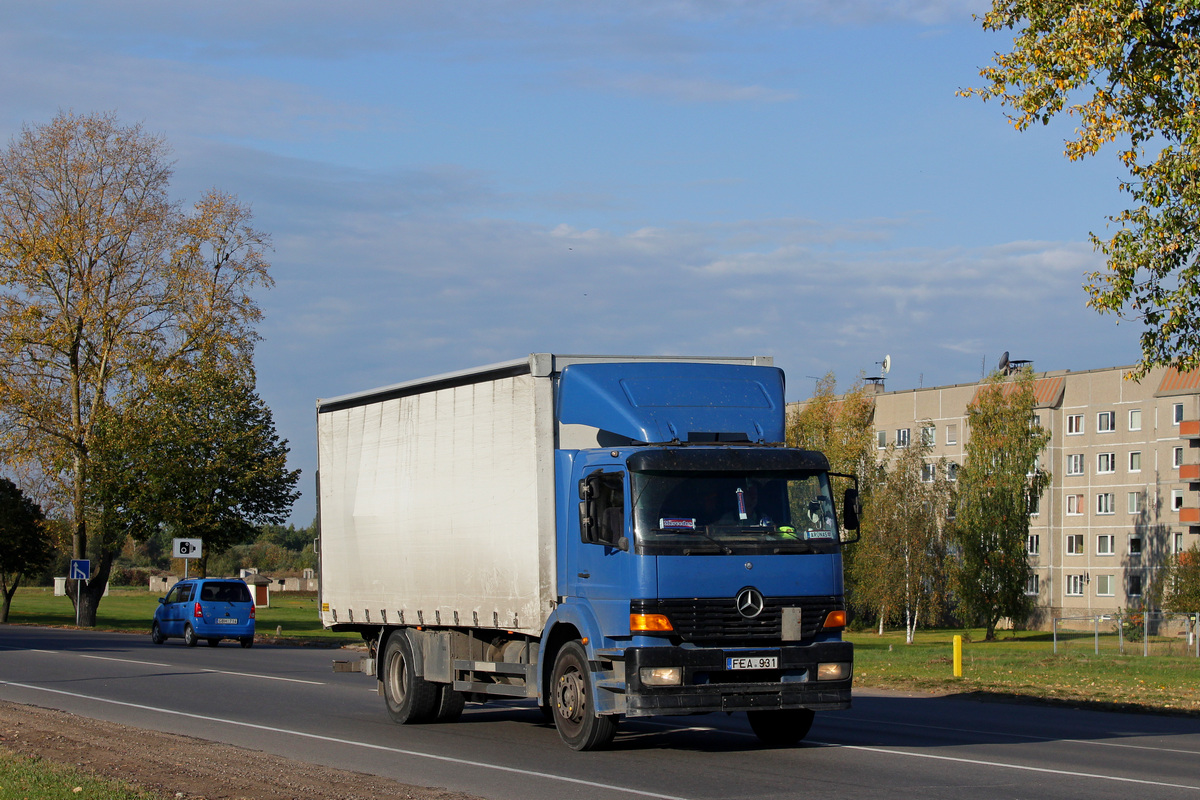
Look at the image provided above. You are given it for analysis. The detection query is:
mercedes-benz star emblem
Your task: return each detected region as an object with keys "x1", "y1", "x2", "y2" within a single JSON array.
[{"x1": 735, "y1": 587, "x2": 765, "y2": 619}]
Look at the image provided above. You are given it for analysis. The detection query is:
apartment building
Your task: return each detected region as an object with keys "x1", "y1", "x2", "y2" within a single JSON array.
[{"x1": 846, "y1": 364, "x2": 1199, "y2": 620}]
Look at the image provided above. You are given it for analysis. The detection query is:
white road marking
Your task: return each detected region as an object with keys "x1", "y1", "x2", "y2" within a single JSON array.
[
  {"x1": 632, "y1": 720, "x2": 1200, "y2": 791},
  {"x1": 77, "y1": 654, "x2": 325, "y2": 685},
  {"x1": 0, "y1": 681, "x2": 690, "y2": 800},
  {"x1": 834, "y1": 713, "x2": 1200, "y2": 756}
]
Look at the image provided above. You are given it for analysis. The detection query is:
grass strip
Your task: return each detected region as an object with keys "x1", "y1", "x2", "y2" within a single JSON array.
[{"x1": 0, "y1": 749, "x2": 168, "y2": 800}]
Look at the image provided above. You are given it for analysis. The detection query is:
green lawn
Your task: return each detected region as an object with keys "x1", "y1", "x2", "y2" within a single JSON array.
[
  {"x1": 848, "y1": 628, "x2": 1200, "y2": 713},
  {"x1": 4, "y1": 586, "x2": 358, "y2": 644},
  {"x1": 0, "y1": 751, "x2": 168, "y2": 800}
]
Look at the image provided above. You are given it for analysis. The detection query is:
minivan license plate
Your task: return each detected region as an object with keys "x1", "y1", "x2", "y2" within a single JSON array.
[
  {"x1": 726, "y1": 656, "x2": 777, "y2": 670},
  {"x1": 217, "y1": 618, "x2": 237, "y2": 624}
]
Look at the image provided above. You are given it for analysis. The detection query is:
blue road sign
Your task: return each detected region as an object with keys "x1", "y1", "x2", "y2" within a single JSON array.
[{"x1": 69, "y1": 559, "x2": 90, "y2": 581}]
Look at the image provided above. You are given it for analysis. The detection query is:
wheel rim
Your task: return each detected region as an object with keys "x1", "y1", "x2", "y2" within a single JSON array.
[
  {"x1": 387, "y1": 651, "x2": 408, "y2": 706},
  {"x1": 555, "y1": 663, "x2": 587, "y2": 735}
]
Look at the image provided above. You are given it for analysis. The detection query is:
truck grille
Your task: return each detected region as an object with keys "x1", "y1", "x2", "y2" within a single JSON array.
[{"x1": 632, "y1": 596, "x2": 843, "y2": 646}]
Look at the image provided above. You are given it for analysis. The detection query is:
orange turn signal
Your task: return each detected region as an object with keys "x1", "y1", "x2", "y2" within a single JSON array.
[
  {"x1": 630, "y1": 613, "x2": 674, "y2": 632},
  {"x1": 823, "y1": 609, "x2": 847, "y2": 628}
]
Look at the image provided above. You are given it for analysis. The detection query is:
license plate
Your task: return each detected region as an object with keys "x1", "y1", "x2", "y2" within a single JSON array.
[
  {"x1": 217, "y1": 617, "x2": 238, "y2": 625},
  {"x1": 726, "y1": 655, "x2": 778, "y2": 670}
]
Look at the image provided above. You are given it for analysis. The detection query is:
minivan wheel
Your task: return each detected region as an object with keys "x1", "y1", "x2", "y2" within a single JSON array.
[
  {"x1": 150, "y1": 621, "x2": 166, "y2": 645},
  {"x1": 183, "y1": 624, "x2": 199, "y2": 647}
]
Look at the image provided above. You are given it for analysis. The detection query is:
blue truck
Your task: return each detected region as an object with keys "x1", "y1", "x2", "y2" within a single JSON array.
[{"x1": 317, "y1": 354, "x2": 857, "y2": 750}]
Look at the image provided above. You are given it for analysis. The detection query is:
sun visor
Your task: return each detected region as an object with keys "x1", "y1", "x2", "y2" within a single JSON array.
[{"x1": 556, "y1": 362, "x2": 785, "y2": 444}]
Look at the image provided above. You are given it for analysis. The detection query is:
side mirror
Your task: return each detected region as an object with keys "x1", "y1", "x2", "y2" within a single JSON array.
[
  {"x1": 158, "y1": 597, "x2": 166, "y2": 605},
  {"x1": 843, "y1": 487, "x2": 861, "y2": 530}
]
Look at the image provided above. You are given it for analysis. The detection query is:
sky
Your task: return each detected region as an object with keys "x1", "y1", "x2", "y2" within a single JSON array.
[{"x1": 0, "y1": 1, "x2": 1143, "y2": 526}]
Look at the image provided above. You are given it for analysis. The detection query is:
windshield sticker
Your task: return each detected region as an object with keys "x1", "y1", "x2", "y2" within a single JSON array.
[{"x1": 660, "y1": 517, "x2": 698, "y2": 531}]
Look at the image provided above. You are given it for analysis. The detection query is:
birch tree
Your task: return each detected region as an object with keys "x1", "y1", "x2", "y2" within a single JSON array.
[
  {"x1": 851, "y1": 432, "x2": 954, "y2": 643},
  {"x1": 953, "y1": 369, "x2": 1050, "y2": 640},
  {"x1": 0, "y1": 111, "x2": 272, "y2": 625}
]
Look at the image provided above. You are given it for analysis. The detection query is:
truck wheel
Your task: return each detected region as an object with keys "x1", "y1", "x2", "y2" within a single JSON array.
[
  {"x1": 747, "y1": 709, "x2": 815, "y2": 746},
  {"x1": 550, "y1": 641, "x2": 616, "y2": 750},
  {"x1": 432, "y1": 684, "x2": 465, "y2": 723},
  {"x1": 381, "y1": 633, "x2": 437, "y2": 724}
]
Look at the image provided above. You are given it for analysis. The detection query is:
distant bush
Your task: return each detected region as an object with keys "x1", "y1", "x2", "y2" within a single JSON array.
[{"x1": 108, "y1": 566, "x2": 153, "y2": 587}]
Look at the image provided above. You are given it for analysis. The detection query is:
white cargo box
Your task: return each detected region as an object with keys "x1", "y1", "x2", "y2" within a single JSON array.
[{"x1": 316, "y1": 354, "x2": 771, "y2": 635}]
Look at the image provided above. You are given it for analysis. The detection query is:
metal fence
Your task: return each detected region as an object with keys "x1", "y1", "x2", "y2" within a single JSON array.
[{"x1": 1052, "y1": 612, "x2": 1200, "y2": 657}]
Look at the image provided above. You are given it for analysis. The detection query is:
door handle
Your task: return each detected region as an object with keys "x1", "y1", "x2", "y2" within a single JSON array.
[{"x1": 578, "y1": 571, "x2": 590, "y2": 579}]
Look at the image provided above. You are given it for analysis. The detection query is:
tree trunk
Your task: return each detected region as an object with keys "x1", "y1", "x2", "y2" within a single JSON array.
[
  {"x1": 0, "y1": 576, "x2": 18, "y2": 623},
  {"x1": 71, "y1": 548, "x2": 118, "y2": 627}
]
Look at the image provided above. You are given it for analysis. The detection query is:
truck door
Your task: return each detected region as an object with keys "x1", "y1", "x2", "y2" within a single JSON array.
[{"x1": 574, "y1": 468, "x2": 636, "y2": 638}]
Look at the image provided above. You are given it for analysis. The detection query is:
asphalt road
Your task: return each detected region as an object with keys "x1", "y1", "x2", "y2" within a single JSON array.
[{"x1": 2, "y1": 625, "x2": 1198, "y2": 800}]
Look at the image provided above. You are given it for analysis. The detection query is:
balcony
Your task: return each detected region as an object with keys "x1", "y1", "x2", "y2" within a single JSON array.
[
  {"x1": 1181, "y1": 507, "x2": 1200, "y2": 525},
  {"x1": 1182, "y1": 420, "x2": 1200, "y2": 439},
  {"x1": 1181, "y1": 464, "x2": 1200, "y2": 482}
]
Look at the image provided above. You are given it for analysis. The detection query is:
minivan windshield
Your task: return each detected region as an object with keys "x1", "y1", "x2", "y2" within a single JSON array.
[{"x1": 630, "y1": 469, "x2": 839, "y2": 555}]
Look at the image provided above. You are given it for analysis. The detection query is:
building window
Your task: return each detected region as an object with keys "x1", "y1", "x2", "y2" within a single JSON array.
[
  {"x1": 1175, "y1": 532, "x2": 1185, "y2": 554},
  {"x1": 946, "y1": 424, "x2": 958, "y2": 445},
  {"x1": 1025, "y1": 574, "x2": 1040, "y2": 596},
  {"x1": 921, "y1": 426, "x2": 935, "y2": 446},
  {"x1": 1066, "y1": 574, "x2": 1086, "y2": 596},
  {"x1": 877, "y1": 430, "x2": 887, "y2": 449},
  {"x1": 1128, "y1": 573, "x2": 1143, "y2": 597},
  {"x1": 1096, "y1": 493, "x2": 1115, "y2": 514},
  {"x1": 1129, "y1": 451, "x2": 1141, "y2": 472},
  {"x1": 947, "y1": 461, "x2": 959, "y2": 482},
  {"x1": 1175, "y1": 402, "x2": 1184, "y2": 425},
  {"x1": 1028, "y1": 492, "x2": 1040, "y2": 515},
  {"x1": 1129, "y1": 535, "x2": 1143, "y2": 556},
  {"x1": 896, "y1": 428, "x2": 910, "y2": 448},
  {"x1": 1097, "y1": 452, "x2": 1116, "y2": 474},
  {"x1": 1067, "y1": 414, "x2": 1084, "y2": 435},
  {"x1": 1096, "y1": 574, "x2": 1114, "y2": 596},
  {"x1": 1066, "y1": 454, "x2": 1085, "y2": 476},
  {"x1": 1097, "y1": 534, "x2": 1115, "y2": 555},
  {"x1": 1066, "y1": 494, "x2": 1084, "y2": 515},
  {"x1": 1097, "y1": 411, "x2": 1116, "y2": 432},
  {"x1": 1172, "y1": 489, "x2": 1184, "y2": 511},
  {"x1": 1129, "y1": 408, "x2": 1142, "y2": 431},
  {"x1": 921, "y1": 463, "x2": 936, "y2": 483},
  {"x1": 1027, "y1": 533, "x2": 1040, "y2": 555},
  {"x1": 1066, "y1": 534, "x2": 1085, "y2": 555},
  {"x1": 1174, "y1": 446, "x2": 1184, "y2": 468},
  {"x1": 1128, "y1": 491, "x2": 1142, "y2": 514}
]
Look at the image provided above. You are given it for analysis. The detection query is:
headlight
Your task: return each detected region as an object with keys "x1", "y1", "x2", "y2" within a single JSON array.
[
  {"x1": 817, "y1": 662, "x2": 851, "y2": 681},
  {"x1": 640, "y1": 667, "x2": 683, "y2": 686}
]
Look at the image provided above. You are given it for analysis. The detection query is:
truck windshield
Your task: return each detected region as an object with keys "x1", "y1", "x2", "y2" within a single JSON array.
[{"x1": 630, "y1": 470, "x2": 839, "y2": 555}]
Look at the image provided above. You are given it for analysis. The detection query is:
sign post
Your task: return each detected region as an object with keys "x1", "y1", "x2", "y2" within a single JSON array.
[
  {"x1": 172, "y1": 538, "x2": 203, "y2": 578},
  {"x1": 69, "y1": 559, "x2": 89, "y2": 627}
]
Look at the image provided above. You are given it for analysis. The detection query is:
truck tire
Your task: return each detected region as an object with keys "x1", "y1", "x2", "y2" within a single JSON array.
[
  {"x1": 382, "y1": 632, "x2": 438, "y2": 724},
  {"x1": 432, "y1": 684, "x2": 465, "y2": 723},
  {"x1": 550, "y1": 641, "x2": 617, "y2": 750},
  {"x1": 746, "y1": 708, "x2": 815, "y2": 746}
]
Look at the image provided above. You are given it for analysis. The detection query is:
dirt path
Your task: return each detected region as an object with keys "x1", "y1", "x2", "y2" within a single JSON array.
[{"x1": 0, "y1": 700, "x2": 482, "y2": 800}]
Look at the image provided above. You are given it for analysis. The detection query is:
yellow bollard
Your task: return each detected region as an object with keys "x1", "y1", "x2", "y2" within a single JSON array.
[{"x1": 953, "y1": 634, "x2": 963, "y2": 678}]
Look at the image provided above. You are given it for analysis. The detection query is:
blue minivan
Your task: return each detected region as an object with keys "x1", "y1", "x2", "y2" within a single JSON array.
[{"x1": 151, "y1": 578, "x2": 255, "y2": 648}]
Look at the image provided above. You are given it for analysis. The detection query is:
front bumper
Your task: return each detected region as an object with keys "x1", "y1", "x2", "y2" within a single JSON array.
[{"x1": 623, "y1": 641, "x2": 852, "y2": 716}]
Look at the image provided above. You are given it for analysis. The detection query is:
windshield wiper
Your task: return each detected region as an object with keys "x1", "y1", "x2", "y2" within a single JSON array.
[{"x1": 650, "y1": 527, "x2": 732, "y2": 555}]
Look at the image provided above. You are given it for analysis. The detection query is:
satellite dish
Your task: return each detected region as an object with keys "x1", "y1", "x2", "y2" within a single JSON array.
[
  {"x1": 882, "y1": 355, "x2": 891, "y2": 375},
  {"x1": 998, "y1": 351, "x2": 1010, "y2": 371}
]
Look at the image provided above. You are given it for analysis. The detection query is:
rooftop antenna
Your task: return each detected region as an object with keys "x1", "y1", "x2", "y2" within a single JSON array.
[{"x1": 867, "y1": 354, "x2": 891, "y2": 392}]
